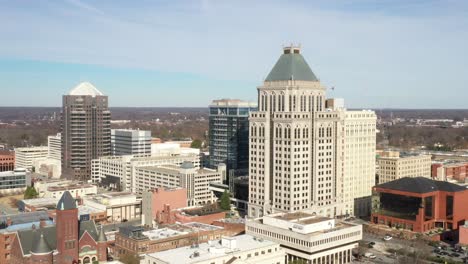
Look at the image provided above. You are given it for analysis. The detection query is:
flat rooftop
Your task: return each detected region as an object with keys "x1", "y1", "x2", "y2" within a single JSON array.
[
  {"x1": 273, "y1": 212, "x2": 332, "y2": 224},
  {"x1": 146, "y1": 234, "x2": 276, "y2": 263},
  {"x1": 21, "y1": 197, "x2": 58, "y2": 206},
  {"x1": 143, "y1": 227, "x2": 189, "y2": 241}
]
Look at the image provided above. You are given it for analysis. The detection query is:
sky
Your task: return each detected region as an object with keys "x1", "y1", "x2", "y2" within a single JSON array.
[{"x1": 0, "y1": 0, "x2": 467, "y2": 108}]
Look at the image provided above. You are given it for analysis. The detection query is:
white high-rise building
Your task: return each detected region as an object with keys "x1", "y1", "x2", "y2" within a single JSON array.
[
  {"x1": 47, "y1": 133, "x2": 61, "y2": 160},
  {"x1": 248, "y1": 46, "x2": 376, "y2": 218},
  {"x1": 111, "y1": 129, "x2": 151, "y2": 156}
]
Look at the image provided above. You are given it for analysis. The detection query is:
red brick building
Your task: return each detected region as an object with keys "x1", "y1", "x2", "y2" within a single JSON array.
[
  {"x1": 142, "y1": 187, "x2": 187, "y2": 227},
  {"x1": 10, "y1": 191, "x2": 108, "y2": 264},
  {"x1": 156, "y1": 203, "x2": 226, "y2": 225},
  {"x1": 432, "y1": 162, "x2": 468, "y2": 183},
  {"x1": 371, "y1": 177, "x2": 468, "y2": 233},
  {"x1": 0, "y1": 152, "x2": 14, "y2": 172},
  {"x1": 459, "y1": 221, "x2": 468, "y2": 246}
]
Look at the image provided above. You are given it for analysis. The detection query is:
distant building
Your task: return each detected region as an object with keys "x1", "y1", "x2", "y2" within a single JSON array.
[
  {"x1": 0, "y1": 151, "x2": 15, "y2": 172},
  {"x1": 371, "y1": 177, "x2": 468, "y2": 234},
  {"x1": 135, "y1": 161, "x2": 224, "y2": 206},
  {"x1": 34, "y1": 179, "x2": 97, "y2": 199},
  {"x1": 0, "y1": 169, "x2": 30, "y2": 195},
  {"x1": 91, "y1": 153, "x2": 200, "y2": 191},
  {"x1": 208, "y1": 99, "x2": 257, "y2": 178},
  {"x1": 82, "y1": 192, "x2": 141, "y2": 222},
  {"x1": 10, "y1": 191, "x2": 108, "y2": 264},
  {"x1": 62, "y1": 82, "x2": 111, "y2": 181},
  {"x1": 376, "y1": 151, "x2": 431, "y2": 184},
  {"x1": 151, "y1": 142, "x2": 200, "y2": 156},
  {"x1": 111, "y1": 129, "x2": 151, "y2": 156},
  {"x1": 246, "y1": 211, "x2": 362, "y2": 263},
  {"x1": 142, "y1": 187, "x2": 187, "y2": 227},
  {"x1": 432, "y1": 162, "x2": 468, "y2": 183},
  {"x1": 143, "y1": 234, "x2": 285, "y2": 264},
  {"x1": 114, "y1": 222, "x2": 226, "y2": 258},
  {"x1": 14, "y1": 146, "x2": 48, "y2": 170},
  {"x1": 47, "y1": 133, "x2": 61, "y2": 161},
  {"x1": 164, "y1": 140, "x2": 193, "y2": 148}
]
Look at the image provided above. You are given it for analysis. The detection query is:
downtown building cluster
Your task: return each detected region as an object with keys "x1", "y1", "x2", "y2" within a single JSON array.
[{"x1": 2, "y1": 45, "x2": 468, "y2": 264}]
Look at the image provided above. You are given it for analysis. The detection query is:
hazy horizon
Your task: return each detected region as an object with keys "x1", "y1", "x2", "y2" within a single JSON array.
[{"x1": 1, "y1": 1, "x2": 467, "y2": 108}]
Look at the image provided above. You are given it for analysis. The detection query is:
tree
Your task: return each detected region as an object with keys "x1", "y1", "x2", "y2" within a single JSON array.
[
  {"x1": 190, "y1": 139, "x2": 202, "y2": 149},
  {"x1": 24, "y1": 186, "x2": 39, "y2": 199},
  {"x1": 220, "y1": 190, "x2": 231, "y2": 210},
  {"x1": 119, "y1": 253, "x2": 140, "y2": 264}
]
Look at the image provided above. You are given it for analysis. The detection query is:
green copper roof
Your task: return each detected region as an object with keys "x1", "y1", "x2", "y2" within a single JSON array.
[{"x1": 265, "y1": 51, "x2": 318, "y2": 82}]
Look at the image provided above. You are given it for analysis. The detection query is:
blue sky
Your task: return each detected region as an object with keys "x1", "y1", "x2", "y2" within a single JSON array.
[{"x1": 1, "y1": 0, "x2": 467, "y2": 108}]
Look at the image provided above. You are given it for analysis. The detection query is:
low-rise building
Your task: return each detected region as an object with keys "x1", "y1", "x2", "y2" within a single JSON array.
[
  {"x1": 34, "y1": 179, "x2": 97, "y2": 198},
  {"x1": 0, "y1": 151, "x2": 15, "y2": 172},
  {"x1": 143, "y1": 234, "x2": 285, "y2": 264},
  {"x1": 114, "y1": 222, "x2": 226, "y2": 258},
  {"x1": 0, "y1": 169, "x2": 31, "y2": 195},
  {"x1": 459, "y1": 221, "x2": 468, "y2": 246},
  {"x1": 82, "y1": 192, "x2": 141, "y2": 222},
  {"x1": 91, "y1": 153, "x2": 200, "y2": 191},
  {"x1": 376, "y1": 151, "x2": 431, "y2": 184},
  {"x1": 142, "y1": 187, "x2": 187, "y2": 227},
  {"x1": 135, "y1": 162, "x2": 224, "y2": 206},
  {"x1": 14, "y1": 146, "x2": 48, "y2": 170},
  {"x1": 246, "y1": 212, "x2": 362, "y2": 263},
  {"x1": 151, "y1": 142, "x2": 200, "y2": 156},
  {"x1": 371, "y1": 177, "x2": 468, "y2": 234},
  {"x1": 432, "y1": 162, "x2": 468, "y2": 183}
]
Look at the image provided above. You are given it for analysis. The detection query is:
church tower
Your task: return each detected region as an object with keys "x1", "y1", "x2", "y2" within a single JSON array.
[{"x1": 55, "y1": 191, "x2": 79, "y2": 263}]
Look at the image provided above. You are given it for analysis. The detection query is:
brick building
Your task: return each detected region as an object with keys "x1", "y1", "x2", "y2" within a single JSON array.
[
  {"x1": 0, "y1": 152, "x2": 15, "y2": 172},
  {"x1": 156, "y1": 204, "x2": 227, "y2": 225},
  {"x1": 114, "y1": 222, "x2": 226, "y2": 258},
  {"x1": 371, "y1": 177, "x2": 468, "y2": 233},
  {"x1": 432, "y1": 162, "x2": 468, "y2": 183},
  {"x1": 10, "y1": 191, "x2": 108, "y2": 263},
  {"x1": 142, "y1": 187, "x2": 187, "y2": 227}
]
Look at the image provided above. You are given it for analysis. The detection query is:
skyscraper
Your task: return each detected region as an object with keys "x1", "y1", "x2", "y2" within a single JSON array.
[
  {"x1": 61, "y1": 82, "x2": 111, "y2": 181},
  {"x1": 248, "y1": 46, "x2": 376, "y2": 218},
  {"x1": 209, "y1": 99, "x2": 257, "y2": 179}
]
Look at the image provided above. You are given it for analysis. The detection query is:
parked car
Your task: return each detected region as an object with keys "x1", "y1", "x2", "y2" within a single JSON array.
[
  {"x1": 383, "y1": 234, "x2": 393, "y2": 241},
  {"x1": 451, "y1": 253, "x2": 460, "y2": 257}
]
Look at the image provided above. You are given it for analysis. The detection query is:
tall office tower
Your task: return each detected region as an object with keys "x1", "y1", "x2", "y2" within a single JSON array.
[
  {"x1": 111, "y1": 129, "x2": 151, "y2": 156},
  {"x1": 47, "y1": 133, "x2": 61, "y2": 160},
  {"x1": 62, "y1": 82, "x2": 111, "y2": 181},
  {"x1": 248, "y1": 46, "x2": 376, "y2": 218},
  {"x1": 209, "y1": 99, "x2": 257, "y2": 179}
]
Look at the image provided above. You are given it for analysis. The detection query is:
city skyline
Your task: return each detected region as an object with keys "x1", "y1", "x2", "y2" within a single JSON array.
[{"x1": 1, "y1": 0, "x2": 468, "y2": 108}]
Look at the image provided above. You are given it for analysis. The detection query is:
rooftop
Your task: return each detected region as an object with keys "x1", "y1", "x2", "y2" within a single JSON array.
[
  {"x1": 146, "y1": 234, "x2": 278, "y2": 263},
  {"x1": 265, "y1": 46, "x2": 318, "y2": 82},
  {"x1": 68, "y1": 82, "x2": 104, "y2": 97},
  {"x1": 376, "y1": 177, "x2": 467, "y2": 193}
]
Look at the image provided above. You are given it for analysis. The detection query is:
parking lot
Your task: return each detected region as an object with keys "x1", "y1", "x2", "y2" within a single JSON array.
[{"x1": 356, "y1": 231, "x2": 468, "y2": 263}]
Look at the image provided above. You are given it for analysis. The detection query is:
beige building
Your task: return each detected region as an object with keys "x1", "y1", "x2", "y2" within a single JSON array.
[
  {"x1": 135, "y1": 162, "x2": 224, "y2": 206},
  {"x1": 14, "y1": 146, "x2": 48, "y2": 170},
  {"x1": 91, "y1": 153, "x2": 200, "y2": 191},
  {"x1": 82, "y1": 192, "x2": 141, "y2": 222},
  {"x1": 62, "y1": 82, "x2": 111, "y2": 181},
  {"x1": 34, "y1": 179, "x2": 97, "y2": 199},
  {"x1": 376, "y1": 151, "x2": 431, "y2": 184},
  {"x1": 143, "y1": 234, "x2": 285, "y2": 264},
  {"x1": 246, "y1": 211, "x2": 362, "y2": 263},
  {"x1": 248, "y1": 46, "x2": 376, "y2": 218},
  {"x1": 342, "y1": 111, "x2": 377, "y2": 217}
]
